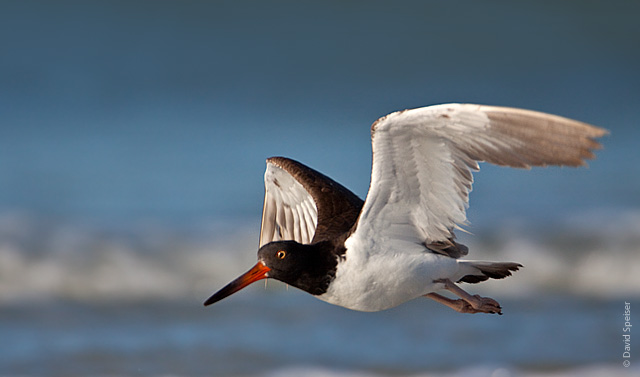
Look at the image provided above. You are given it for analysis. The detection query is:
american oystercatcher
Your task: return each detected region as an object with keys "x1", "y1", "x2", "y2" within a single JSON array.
[{"x1": 204, "y1": 103, "x2": 606, "y2": 314}]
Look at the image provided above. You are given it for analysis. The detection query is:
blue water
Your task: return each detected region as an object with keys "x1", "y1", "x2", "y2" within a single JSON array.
[{"x1": 1, "y1": 1, "x2": 639, "y2": 376}]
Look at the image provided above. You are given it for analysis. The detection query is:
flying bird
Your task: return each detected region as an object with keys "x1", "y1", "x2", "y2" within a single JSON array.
[{"x1": 204, "y1": 103, "x2": 607, "y2": 314}]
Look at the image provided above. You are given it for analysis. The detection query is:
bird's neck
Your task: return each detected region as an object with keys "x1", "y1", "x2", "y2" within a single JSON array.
[{"x1": 291, "y1": 240, "x2": 345, "y2": 296}]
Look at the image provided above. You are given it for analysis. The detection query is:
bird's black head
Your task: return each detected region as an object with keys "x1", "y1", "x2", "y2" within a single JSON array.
[
  {"x1": 204, "y1": 240, "x2": 339, "y2": 306},
  {"x1": 258, "y1": 241, "x2": 336, "y2": 293}
]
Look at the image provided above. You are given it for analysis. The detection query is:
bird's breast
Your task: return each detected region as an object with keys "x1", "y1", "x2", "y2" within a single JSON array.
[{"x1": 316, "y1": 239, "x2": 458, "y2": 311}]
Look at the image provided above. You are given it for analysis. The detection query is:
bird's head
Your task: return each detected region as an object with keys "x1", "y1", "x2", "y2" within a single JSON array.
[{"x1": 204, "y1": 241, "x2": 336, "y2": 306}]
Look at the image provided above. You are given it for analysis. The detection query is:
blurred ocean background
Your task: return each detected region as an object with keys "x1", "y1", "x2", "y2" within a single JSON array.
[{"x1": 1, "y1": 1, "x2": 639, "y2": 376}]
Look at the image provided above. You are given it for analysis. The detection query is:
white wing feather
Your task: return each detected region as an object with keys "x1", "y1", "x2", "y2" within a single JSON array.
[
  {"x1": 352, "y1": 103, "x2": 607, "y2": 248},
  {"x1": 259, "y1": 161, "x2": 318, "y2": 247}
]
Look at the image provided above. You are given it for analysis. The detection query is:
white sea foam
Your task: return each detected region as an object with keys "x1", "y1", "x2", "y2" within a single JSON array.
[
  {"x1": 261, "y1": 364, "x2": 638, "y2": 377},
  {"x1": 0, "y1": 213, "x2": 260, "y2": 303},
  {"x1": 0, "y1": 209, "x2": 638, "y2": 303},
  {"x1": 263, "y1": 365, "x2": 638, "y2": 377}
]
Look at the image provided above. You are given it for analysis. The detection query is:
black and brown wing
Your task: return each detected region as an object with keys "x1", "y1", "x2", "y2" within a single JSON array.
[{"x1": 259, "y1": 156, "x2": 364, "y2": 247}]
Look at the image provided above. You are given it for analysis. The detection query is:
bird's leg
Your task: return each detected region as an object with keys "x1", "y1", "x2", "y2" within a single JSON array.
[
  {"x1": 424, "y1": 293, "x2": 479, "y2": 314},
  {"x1": 427, "y1": 279, "x2": 503, "y2": 315}
]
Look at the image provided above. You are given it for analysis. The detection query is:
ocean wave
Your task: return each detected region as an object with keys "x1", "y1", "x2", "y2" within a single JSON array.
[
  {"x1": 260, "y1": 364, "x2": 638, "y2": 377},
  {"x1": 0, "y1": 212, "x2": 260, "y2": 303},
  {"x1": 0, "y1": 210, "x2": 638, "y2": 303}
]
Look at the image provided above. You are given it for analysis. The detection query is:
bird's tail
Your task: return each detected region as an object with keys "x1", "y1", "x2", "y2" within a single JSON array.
[{"x1": 456, "y1": 261, "x2": 523, "y2": 284}]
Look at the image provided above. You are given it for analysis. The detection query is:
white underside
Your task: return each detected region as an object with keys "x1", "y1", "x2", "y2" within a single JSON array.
[{"x1": 317, "y1": 235, "x2": 468, "y2": 312}]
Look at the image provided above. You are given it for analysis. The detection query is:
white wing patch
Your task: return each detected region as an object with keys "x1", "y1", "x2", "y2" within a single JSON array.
[
  {"x1": 259, "y1": 162, "x2": 318, "y2": 247},
  {"x1": 351, "y1": 103, "x2": 607, "y2": 251}
]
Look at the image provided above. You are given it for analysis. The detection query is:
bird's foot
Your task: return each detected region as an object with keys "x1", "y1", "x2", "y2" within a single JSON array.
[
  {"x1": 467, "y1": 294, "x2": 502, "y2": 315},
  {"x1": 428, "y1": 278, "x2": 504, "y2": 315},
  {"x1": 425, "y1": 293, "x2": 502, "y2": 315}
]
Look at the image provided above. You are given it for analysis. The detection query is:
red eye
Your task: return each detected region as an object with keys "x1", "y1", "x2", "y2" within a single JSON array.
[{"x1": 276, "y1": 250, "x2": 286, "y2": 259}]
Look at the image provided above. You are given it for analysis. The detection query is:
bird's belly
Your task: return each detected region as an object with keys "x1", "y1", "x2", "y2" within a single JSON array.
[{"x1": 317, "y1": 250, "x2": 457, "y2": 312}]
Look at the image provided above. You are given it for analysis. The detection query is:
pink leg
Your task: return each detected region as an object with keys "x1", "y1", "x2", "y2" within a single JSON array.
[{"x1": 425, "y1": 279, "x2": 503, "y2": 315}]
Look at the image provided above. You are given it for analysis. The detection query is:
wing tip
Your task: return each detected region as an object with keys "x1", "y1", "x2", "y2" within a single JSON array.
[{"x1": 266, "y1": 156, "x2": 286, "y2": 166}]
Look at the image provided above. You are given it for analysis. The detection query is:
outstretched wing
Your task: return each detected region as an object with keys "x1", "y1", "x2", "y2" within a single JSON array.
[
  {"x1": 351, "y1": 103, "x2": 607, "y2": 253},
  {"x1": 259, "y1": 157, "x2": 364, "y2": 247}
]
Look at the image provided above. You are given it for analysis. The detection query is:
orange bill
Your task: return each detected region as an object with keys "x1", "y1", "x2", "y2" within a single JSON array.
[{"x1": 204, "y1": 262, "x2": 271, "y2": 306}]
